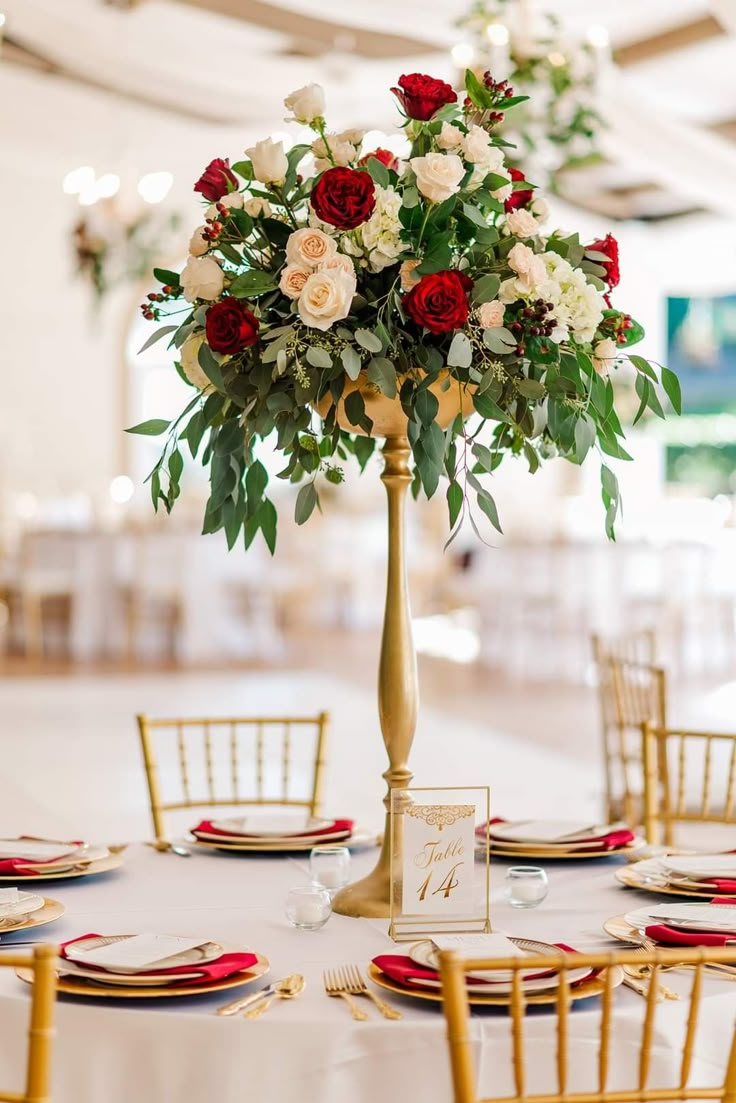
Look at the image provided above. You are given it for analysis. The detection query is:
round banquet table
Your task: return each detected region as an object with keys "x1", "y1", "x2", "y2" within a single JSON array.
[{"x1": 0, "y1": 844, "x2": 734, "y2": 1103}]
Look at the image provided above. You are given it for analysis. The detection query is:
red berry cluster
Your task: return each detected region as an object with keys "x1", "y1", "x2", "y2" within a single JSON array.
[
  {"x1": 601, "y1": 311, "x2": 634, "y2": 345},
  {"x1": 463, "y1": 73, "x2": 513, "y2": 126},
  {"x1": 483, "y1": 72, "x2": 515, "y2": 99},
  {"x1": 505, "y1": 299, "x2": 556, "y2": 357},
  {"x1": 139, "y1": 284, "x2": 175, "y2": 321},
  {"x1": 202, "y1": 201, "x2": 234, "y2": 242}
]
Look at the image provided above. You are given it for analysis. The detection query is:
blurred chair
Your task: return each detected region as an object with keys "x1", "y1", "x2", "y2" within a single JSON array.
[
  {"x1": 13, "y1": 530, "x2": 84, "y2": 658},
  {"x1": 591, "y1": 633, "x2": 665, "y2": 826},
  {"x1": 439, "y1": 944, "x2": 736, "y2": 1103},
  {"x1": 642, "y1": 722, "x2": 736, "y2": 847},
  {"x1": 137, "y1": 711, "x2": 330, "y2": 845},
  {"x1": 0, "y1": 944, "x2": 57, "y2": 1103}
]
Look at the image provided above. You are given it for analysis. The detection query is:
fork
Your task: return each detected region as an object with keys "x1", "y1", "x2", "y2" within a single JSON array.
[
  {"x1": 323, "y1": 968, "x2": 369, "y2": 1020},
  {"x1": 340, "y1": 965, "x2": 401, "y2": 1019}
]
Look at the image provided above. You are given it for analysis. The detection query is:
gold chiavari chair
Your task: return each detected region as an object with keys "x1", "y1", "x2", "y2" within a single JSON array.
[
  {"x1": 642, "y1": 722, "x2": 736, "y2": 847},
  {"x1": 439, "y1": 945, "x2": 736, "y2": 1103},
  {"x1": 591, "y1": 632, "x2": 665, "y2": 827},
  {"x1": 0, "y1": 945, "x2": 57, "y2": 1103},
  {"x1": 137, "y1": 711, "x2": 330, "y2": 846}
]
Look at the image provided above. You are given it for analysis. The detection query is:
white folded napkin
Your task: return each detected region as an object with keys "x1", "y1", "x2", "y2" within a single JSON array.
[
  {"x1": 636, "y1": 903, "x2": 736, "y2": 933},
  {"x1": 69, "y1": 934, "x2": 209, "y2": 972},
  {"x1": 0, "y1": 840, "x2": 80, "y2": 862},
  {"x1": 662, "y1": 855, "x2": 736, "y2": 880},
  {"x1": 489, "y1": 821, "x2": 617, "y2": 844}
]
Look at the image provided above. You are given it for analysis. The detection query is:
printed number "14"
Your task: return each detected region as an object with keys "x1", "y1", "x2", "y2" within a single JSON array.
[{"x1": 417, "y1": 862, "x2": 463, "y2": 902}]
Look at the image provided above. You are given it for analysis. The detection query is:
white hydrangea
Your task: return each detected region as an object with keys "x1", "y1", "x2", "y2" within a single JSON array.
[
  {"x1": 499, "y1": 249, "x2": 605, "y2": 345},
  {"x1": 343, "y1": 184, "x2": 407, "y2": 273}
]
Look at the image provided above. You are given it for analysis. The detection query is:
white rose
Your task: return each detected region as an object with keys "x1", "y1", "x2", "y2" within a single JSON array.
[
  {"x1": 318, "y1": 253, "x2": 355, "y2": 277},
  {"x1": 180, "y1": 333, "x2": 214, "y2": 393},
  {"x1": 286, "y1": 227, "x2": 337, "y2": 269},
  {"x1": 180, "y1": 255, "x2": 224, "y2": 302},
  {"x1": 244, "y1": 137, "x2": 288, "y2": 184},
  {"x1": 188, "y1": 225, "x2": 209, "y2": 256},
  {"x1": 205, "y1": 192, "x2": 244, "y2": 219},
  {"x1": 279, "y1": 264, "x2": 310, "y2": 300},
  {"x1": 490, "y1": 172, "x2": 512, "y2": 202},
  {"x1": 298, "y1": 268, "x2": 356, "y2": 331},
  {"x1": 478, "y1": 300, "x2": 505, "y2": 327},
  {"x1": 467, "y1": 147, "x2": 507, "y2": 192},
  {"x1": 507, "y1": 242, "x2": 545, "y2": 294},
  {"x1": 284, "y1": 83, "x2": 325, "y2": 125},
  {"x1": 243, "y1": 197, "x2": 272, "y2": 218},
  {"x1": 532, "y1": 196, "x2": 549, "y2": 223},
  {"x1": 338, "y1": 128, "x2": 365, "y2": 146},
  {"x1": 437, "y1": 122, "x2": 463, "y2": 151},
  {"x1": 311, "y1": 134, "x2": 355, "y2": 172},
  {"x1": 411, "y1": 152, "x2": 465, "y2": 204},
  {"x1": 592, "y1": 337, "x2": 618, "y2": 376},
  {"x1": 462, "y1": 124, "x2": 492, "y2": 164},
  {"x1": 506, "y1": 208, "x2": 539, "y2": 237}
]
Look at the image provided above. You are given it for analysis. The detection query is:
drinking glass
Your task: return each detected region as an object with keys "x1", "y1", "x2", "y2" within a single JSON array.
[
  {"x1": 285, "y1": 885, "x2": 332, "y2": 930},
  {"x1": 309, "y1": 846, "x2": 351, "y2": 896},
  {"x1": 505, "y1": 866, "x2": 548, "y2": 908}
]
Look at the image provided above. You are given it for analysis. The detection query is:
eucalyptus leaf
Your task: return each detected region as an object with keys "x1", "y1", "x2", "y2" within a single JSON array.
[
  {"x1": 137, "y1": 325, "x2": 179, "y2": 355},
  {"x1": 125, "y1": 418, "x2": 171, "y2": 436},
  {"x1": 482, "y1": 326, "x2": 516, "y2": 355},
  {"x1": 355, "y1": 328, "x2": 383, "y2": 353},
  {"x1": 447, "y1": 331, "x2": 473, "y2": 369},
  {"x1": 470, "y1": 274, "x2": 501, "y2": 304},
  {"x1": 306, "y1": 346, "x2": 332, "y2": 369},
  {"x1": 367, "y1": 357, "x2": 397, "y2": 398},
  {"x1": 341, "y1": 346, "x2": 362, "y2": 381}
]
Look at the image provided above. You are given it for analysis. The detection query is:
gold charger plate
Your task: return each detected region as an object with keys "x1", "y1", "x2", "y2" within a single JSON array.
[
  {"x1": 615, "y1": 866, "x2": 718, "y2": 898},
  {"x1": 366, "y1": 962, "x2": 623, "y2": 1007},
  {"x1": 0, "y1": 898, "x2": 64, "y2": 934},
  {"x1": 480, "y1": 842, "x2": 642, "y2": 861},
  {"x1": 192, "y1": 834, "x2": 367, "y2": 854},
  {"x1": 603, "y1": 914, "x2": 645, "y2": 943},
  {"x1": 0, "y1": 854, "x2": 123, "y2": 884},
  {"x1": 16, "y1": 951, "x2": 270, "y2": 999}
]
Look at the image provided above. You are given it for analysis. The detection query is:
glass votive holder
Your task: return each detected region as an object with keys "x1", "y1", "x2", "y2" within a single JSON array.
[
  {"x1": 505, "y1": 866, "x2": 549, "y2": 909},
  {"x1": 285, "y1": 885, "x2": 332, "y2": 930},
  {"x1": 309, "y1": 846, "x2": 351, "y2": 897}
]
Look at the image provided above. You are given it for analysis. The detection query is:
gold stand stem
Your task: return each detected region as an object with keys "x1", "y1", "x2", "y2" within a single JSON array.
[{"x1": 331, "y1": 435, "x2": 418, "y2": 918}]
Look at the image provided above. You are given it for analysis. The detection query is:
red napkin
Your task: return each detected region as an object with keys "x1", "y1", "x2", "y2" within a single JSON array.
[
  {"x1": 373, "y1": 943, "x2": 580, "y2": 991},
  {"x1": 60, "y1": 934, "x2": 257, "y2": 986},
  {"x1": 644, "y1": 924, "x2": 736, "y2": 947},
  {"x1": 0, "y1": 839, "x2": 85, "y2": 876},
  {"x1": 475, "y1": 820, "x2": 634, "y2": 852},
  {"x1": 192, "y1": 818, "x2": 353, "y2": 840},
  {"x1": 702, "y1": 880, "x2": 736, "y2": 893}
]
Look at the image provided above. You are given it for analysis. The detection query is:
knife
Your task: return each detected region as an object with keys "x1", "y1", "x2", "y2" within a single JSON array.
[{"x1": 216, "y1": 982, "x2": 277, "y2": 1016}]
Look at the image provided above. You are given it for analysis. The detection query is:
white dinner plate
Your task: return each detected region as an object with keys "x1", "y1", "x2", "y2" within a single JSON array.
[
  {"x1": 209, "y1": 814, "x2": 334, "y2": 838},
  {"x1": 192, "y1": 830, "x2": 353, "y2": 848},
  {"x1": 0, "y1": 891, "x2": 45, "y2": 921},
  {"x1": 65, "y1": 935, "x2": 224, "y2": 975},
  {"x1": 624, "y1": 902, "x2": 736, "y2": 935},
  {"x1": 407, "y1": 938, "x2": 593, "y2": 994},
  {"x1": 661, "y1": 856, "x2": 736, "y2": 880},
  {"x1": 487, "y1": 821, "x2": 621, "y2": 845}
]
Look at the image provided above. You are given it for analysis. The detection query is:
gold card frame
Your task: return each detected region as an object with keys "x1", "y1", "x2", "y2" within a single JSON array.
[{"x1": 388, "y1": 786, "x2": 491, "y2": 942}]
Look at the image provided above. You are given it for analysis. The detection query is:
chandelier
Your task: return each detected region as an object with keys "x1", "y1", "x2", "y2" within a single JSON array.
[{"x1": 454, "y1": 0, "x2": 609, "y2": 187}]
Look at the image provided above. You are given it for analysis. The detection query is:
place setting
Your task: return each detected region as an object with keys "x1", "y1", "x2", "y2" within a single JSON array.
[
  {"x1": 0, "y1": 838, "x2": 123, "y2": 882},
  {"x1": 616, "y1": 853, "x2": 736, "y2": 898},
  {"x1": 190, "y1": 811, "x2": 376, "y2": 854},
  {"x1": 476, "y1": 819, "x2": 643, "y2": 861},
  {"x1": 0, "y1": 886, "x2": 65, "y2": 937},
  {"x1": 15, "y1": 933, "x2": 270, "y2": 1000}
]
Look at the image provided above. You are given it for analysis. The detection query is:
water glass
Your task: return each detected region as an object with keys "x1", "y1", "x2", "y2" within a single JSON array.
[
  {"x1": 309, "y1": 846, "x2": 351, "y2": 896},
  {"x1": 505, "y1": 866, "x2": 549, "y2": 909},
  {"x1": 285, "y1": 885, "x2": 332, "y2": 930}
]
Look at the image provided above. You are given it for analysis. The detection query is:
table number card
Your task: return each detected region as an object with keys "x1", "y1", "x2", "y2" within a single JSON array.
[{"x1": 389, "y1": 786, "x2": 490, "y2": 942}]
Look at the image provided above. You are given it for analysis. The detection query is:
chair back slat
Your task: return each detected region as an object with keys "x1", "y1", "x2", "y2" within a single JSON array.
[
  {"x1": 0, "y1": 945, "x2": 57, "y2": 1103},
  {"x1": 439, "y1": 946, "x2": 736, "y2": 1103},
  {"x1": 137, "y1": 712, "x2": 329, "y2": 844}
]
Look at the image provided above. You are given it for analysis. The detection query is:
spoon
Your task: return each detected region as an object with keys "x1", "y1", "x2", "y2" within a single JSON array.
[
  {"x1": 146, "y1": 840, "x2": 191, "y2": 858},
  {"x1": 244, "y1": 974, "x2": 306, "y2": 1018},
  {"x1": 217, "y1": 973, "x2": 304, "y2": 1016}
]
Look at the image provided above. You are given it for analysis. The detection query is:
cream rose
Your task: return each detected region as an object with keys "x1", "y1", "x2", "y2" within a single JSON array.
[
  {"x1": 399, "y1": 259, "x2": 421, "y2": 290},
  {"x1": 188, "y1": 225, "x2": 209, "y2": 257},
  {"x1": 205, "y1": 192, "x2": 244, "y2": 220},
  {"x1": 311, "y1": 134, "x2": 356, "y2": 172},
  {"x1": 461, "y1": 124, "x2": 492, "y2": 163},
  {"x1": 284, "y1": 82, "x2": 325, "y2": 125},
  {"x1": 437, "y1": 122, "x2": 463, "y2": 150},
  {"x1": 411, "y1": 152, "x2": 465, "y2": 204},
  {"x1": 592, "y1": 337, "x2": 618, "y2": 376},
  {"x1": 507, "y1": 242, "x2": 545, "y2": 294},
  {"x1": 279, "y1": 264, "x2": 310, "y2": 300},
  {"x1": 180, "y1": 255, "x2": 224, "y2": 302},
  {"x1": 285, "y1": 227, "x2": 337, "y2": 269},
  {"x1": 490, "y1": 172, "x2": 513, "y2": 202},
  {"x1": 505, "y1": 208, "x2": 539, "y2": 237},
  {"x1": 243, "y1": 197, "x2": 272, "y2": 218},
  {"x1": 297, "y1": 268, "x2": 356, "y2": 331},
  {"x1": 318, "y1": 253, "x2": 355, "y2": 277},
  {"x1": 531, "y1": 196, "x2": 550, "y2": 224},
  {"x1": 244, "y1": 137, "x2": 288, "y2": 184},
  {"x1": 180, "y1": 333, "x2": 214, "y2": 393},
  {"x1": 479, "y1": 300, "x2": 505, "y2": 327}
]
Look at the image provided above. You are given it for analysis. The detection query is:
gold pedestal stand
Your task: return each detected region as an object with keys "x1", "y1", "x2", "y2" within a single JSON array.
[
  {"x1": 316, "y1": 375, "x2": 475, "y2": 919},
  {"x1": 332, "y1": 435, "x2": 417, "y2": 917}
]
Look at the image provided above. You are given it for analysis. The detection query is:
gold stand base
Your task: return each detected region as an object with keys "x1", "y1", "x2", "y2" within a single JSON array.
[{"x1": 331, "y1": 821, "x2": 393, "y2": 918}]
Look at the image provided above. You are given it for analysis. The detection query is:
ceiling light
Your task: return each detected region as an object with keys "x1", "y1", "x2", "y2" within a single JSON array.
[
  {"x1": 95, "y1": 173, "x2": 121, "y2": 199},
  {"x1": 137, "y1": 171, "x2": 173, "y2": 205},
  {"x1": 62, "y1": 165, "x2": 95, "y2": 195},
  {"x1": 485, "y1": 23, "x2": 509, "y2": 46},
  {"x1": 586, "y1": 24, "x2": 610, "y2": 49},
  {"x1": 451, "y1": 43, "x2": 476, "y2": 67},
  {"x1": 109, "y1": 476, "x2": 134, "y2": 504}
]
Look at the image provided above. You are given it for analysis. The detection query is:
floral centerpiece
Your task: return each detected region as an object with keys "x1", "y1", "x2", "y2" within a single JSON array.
[{"x1": 132, "y1": 69, "x2": 680, "y2": 550}]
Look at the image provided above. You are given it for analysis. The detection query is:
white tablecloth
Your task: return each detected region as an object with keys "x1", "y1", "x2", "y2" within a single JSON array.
[{"x1": 0, "y1": 845, "x2": 734, "y2": 1103}]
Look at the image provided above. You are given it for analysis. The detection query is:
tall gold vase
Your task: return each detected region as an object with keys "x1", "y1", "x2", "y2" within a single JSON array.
[{"x1": 316, "y1": 375, "x2": 474, "y2": 918}]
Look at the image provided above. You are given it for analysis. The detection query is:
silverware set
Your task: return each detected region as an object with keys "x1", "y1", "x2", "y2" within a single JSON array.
[{"x1": 215, "y1": 966, "x2": 400, "y2": 1021}]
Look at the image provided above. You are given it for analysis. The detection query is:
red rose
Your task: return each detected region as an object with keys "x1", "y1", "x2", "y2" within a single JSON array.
[
  {"x1": 404, "y1": 270, "x2": 473, "y2": 334},
  {"x1": 504, "y1": 167, "x2": 534, "y2": 211},
  {"x1": 391, "y1": 73, "x2": 457, "y2": 121},
  {"x1": 310, "y1": 166, "x2": 376, "y2": 230},
  {"x1": 587, "y1": 233, "x2": 620, "y2": 289},
  {"x1": 205, "y1": 298, "x2": 259, "y2": 354},
  {"x1": 358, "y1": 148, "x2": 399, "y2": 172},
  {"x1": 194, "y1": 158, "x2": 237, "y2": 202}
]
